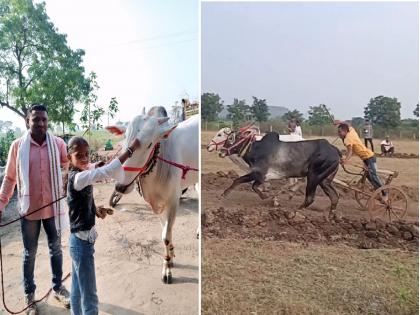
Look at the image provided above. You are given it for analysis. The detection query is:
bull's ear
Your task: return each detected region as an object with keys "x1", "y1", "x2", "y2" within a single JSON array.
[
  {"x1": 157, "y1": 117, "x2": 170, "y2": 125},
  {"x1": 159, "y1": 124, "x2": 177, "y2": 139},
  {"x1": 105, "y1": 125, "x2": 126, "y2": 136}
]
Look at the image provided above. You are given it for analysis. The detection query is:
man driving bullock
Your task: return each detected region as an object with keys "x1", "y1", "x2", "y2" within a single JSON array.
[{"x1": 337, "y1": 123, "x2": 386, "y2": 200}]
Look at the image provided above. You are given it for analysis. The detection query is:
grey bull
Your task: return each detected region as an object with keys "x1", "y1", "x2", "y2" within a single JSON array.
[{"x1": 222, "y1": 132, "x2": 342, "y2": 217}]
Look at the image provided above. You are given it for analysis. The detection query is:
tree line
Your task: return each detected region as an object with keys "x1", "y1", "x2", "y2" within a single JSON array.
[
  {"x1": 202, "y1": 92, "x2": 419, "y2": 132},
  {"x1": 0, "y1": 0, "x2": 118, "y2": 135}
]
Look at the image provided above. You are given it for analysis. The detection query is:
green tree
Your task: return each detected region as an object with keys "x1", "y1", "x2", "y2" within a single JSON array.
[
  {"x1": 201, "y1": 93, "x2": 223, "y2": 121},
  {"x1": 0, "y1": 129, "x2": 15, "y2": 165},
  {"x1": 307, "y1": 104, "x2": 333, "y2": 126},
  {"x1": 80, "y1": 72, "x2": 105, "y2": 131},
  {"x1": 0, "y1": 0, "x2": 90, "y2": 128},
  {"x1": 282, "y1": 109, "x2": 304, "y2": 123},
  {"x1": 227, "y1": 98, "x2": 249, "y2": 127},
  {"x1": 364, "y1": 96, "x2": 401, "y2": 129},
  {"x1": 107, "y1": 97, "x2": 118, "y2": 126},
  {"x1": 250, "y1": 96, "x2": 269, "y2": 122},
  {"x1": 414, "y1": 104, "x2": 419, "y2": 118}
]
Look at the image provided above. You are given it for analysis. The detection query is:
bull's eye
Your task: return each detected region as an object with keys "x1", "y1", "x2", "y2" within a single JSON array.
[{"x1": 147, "y1": 143, "x2": 152, "y2": 149}]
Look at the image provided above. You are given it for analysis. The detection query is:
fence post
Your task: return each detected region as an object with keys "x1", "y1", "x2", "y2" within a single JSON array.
[{"x1": 270, "y1": 125, "x2": 272, "y2": 132}]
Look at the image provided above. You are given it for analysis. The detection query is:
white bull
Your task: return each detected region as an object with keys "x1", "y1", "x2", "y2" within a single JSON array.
[{"x1": 107, "y1": 114, "x2": 199, "y2": 283}]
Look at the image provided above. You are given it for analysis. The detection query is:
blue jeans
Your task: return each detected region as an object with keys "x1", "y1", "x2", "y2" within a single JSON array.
[
  {"x1": 363, "y1": 156, "x2": 385, "y2": 194},
  {"x1": 69, "y1": 233, "x2": 98, "y2": 315},
  {"x1": 21, "y1": 217, "x2": 63, "y2": 296}
]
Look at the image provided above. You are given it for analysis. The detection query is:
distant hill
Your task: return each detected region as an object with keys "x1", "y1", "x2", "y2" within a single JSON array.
[{"x1": 218, "y1": 105, "x2": 289, "y2": 119}]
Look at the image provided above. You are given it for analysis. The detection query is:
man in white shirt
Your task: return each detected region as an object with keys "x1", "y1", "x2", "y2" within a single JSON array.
[{"x1": 380, "y1": 136, "x2": 394, "y2": 157}]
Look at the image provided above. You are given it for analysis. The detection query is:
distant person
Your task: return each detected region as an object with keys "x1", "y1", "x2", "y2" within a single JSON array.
[
  {"x1": 287, "y1": 118, "x2": 297, "y2": 134},
  {"x1": 363, "y1": 119, "x2": 374, "y2": 152},
  {"x1": 380, "y1": 136, "x2": 394, "y2": 157},
  {"x1": 295, "y1": 120, "x2": 303, "y2": 138},
  {"x1": 288, "y1": 119, "x2": 303, "y2": 138}
]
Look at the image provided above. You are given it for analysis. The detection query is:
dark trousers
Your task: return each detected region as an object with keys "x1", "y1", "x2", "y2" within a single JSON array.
[
  {"x1": 364, "y1": 138, "x2": 374, "y2": 152},
  {"x1": 21, "y1": 217, "x2": 63, "y2": 296}
]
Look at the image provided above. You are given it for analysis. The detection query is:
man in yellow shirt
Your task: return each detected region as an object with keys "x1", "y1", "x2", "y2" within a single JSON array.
[{"x1": 337, "y1": 123, "x2": 385, "y2": 195}]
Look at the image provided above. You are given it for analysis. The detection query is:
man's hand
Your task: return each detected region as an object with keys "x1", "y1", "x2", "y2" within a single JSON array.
[{"x1": 340, "y1": 158, "x2": 347, "y2": 165}]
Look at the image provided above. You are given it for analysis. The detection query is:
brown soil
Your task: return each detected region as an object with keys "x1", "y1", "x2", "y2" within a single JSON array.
[{"x1": 202, "y1": 172, "x2": 419, "y2": 251}]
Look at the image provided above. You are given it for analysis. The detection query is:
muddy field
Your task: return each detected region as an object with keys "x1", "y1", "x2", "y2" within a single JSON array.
[
  {"x1": 201, "y1": 131, "x2": 419, "y2": 314},
  {"x1": 0, "y1": 183, "x2": 198, "y2": 315}
]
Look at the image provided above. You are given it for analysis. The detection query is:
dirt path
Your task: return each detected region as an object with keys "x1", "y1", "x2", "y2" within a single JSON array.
[{"x1": 0, "y1": 183, "x2": 198, "y2": 315}]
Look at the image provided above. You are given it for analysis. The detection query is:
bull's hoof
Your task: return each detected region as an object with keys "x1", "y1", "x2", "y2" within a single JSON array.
[
  {"x1": 168, "y1": 261, "x2": 174, "y2": 268},
  {"x1": 109, "y1": 191, "x2": 122, "y2": 207},
  {"x1": 162, "y1": 274, "x2": 173, "y2": 284}
]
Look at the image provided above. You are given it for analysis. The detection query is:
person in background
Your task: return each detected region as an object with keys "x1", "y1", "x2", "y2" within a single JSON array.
[
  {"x1": 381, "y1": 136, "x2": 394, "y2": 157},
  {"x1": 363, "y1": 119, "x2": 374, "y2": 152},
  {"x1": 287, "y1": 118, "x2": 297, "y2": 134},
  {"x1": 294, "y1": 120, "x2": 303, "y2": 138},
  {"x1": 288, "y1": 119, "x2": 303, "y2": 138}
]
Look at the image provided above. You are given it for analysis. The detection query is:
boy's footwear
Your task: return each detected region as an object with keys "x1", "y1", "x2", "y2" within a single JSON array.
[
  {"x1": 54, "y1": 285, "x2": 71, "y2": 309},
  {"x1": 25, "y1": 293, "x2": 38, "y2": 315}
]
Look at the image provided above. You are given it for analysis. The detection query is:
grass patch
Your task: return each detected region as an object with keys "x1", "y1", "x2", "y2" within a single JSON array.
[{"x1": 202, "y1": 239, "x2": 418, "y2": 315}]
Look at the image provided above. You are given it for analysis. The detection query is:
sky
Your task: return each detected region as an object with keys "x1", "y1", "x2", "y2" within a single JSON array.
[
  {"x1": 1, "y1": 0, "x2": 198, "y2": 130},
  {"x1": 202, "y1": 1, "x2": 419, "y2": 120}
]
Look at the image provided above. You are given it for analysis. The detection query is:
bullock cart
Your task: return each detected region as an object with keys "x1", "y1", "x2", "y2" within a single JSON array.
[{"x1": 333, "y1": 165, "x2": 407, "y2": 222}]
